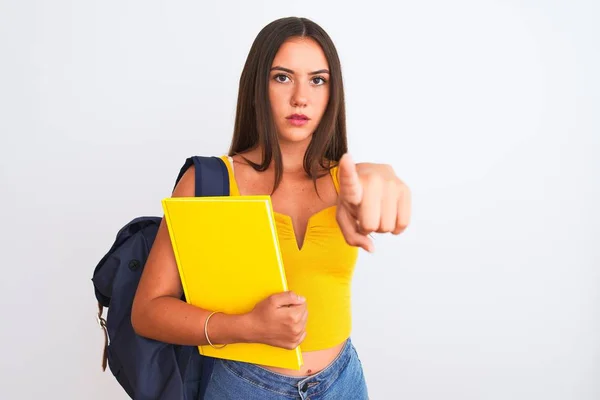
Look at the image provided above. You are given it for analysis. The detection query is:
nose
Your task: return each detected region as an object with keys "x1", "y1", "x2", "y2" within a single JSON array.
[{"x1": 290, "y1": 82, "x2": 308, "y2": 108}]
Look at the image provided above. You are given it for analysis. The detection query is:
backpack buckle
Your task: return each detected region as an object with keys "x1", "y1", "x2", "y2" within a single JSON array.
[
  {"x1": 97, "y1": 303, "x2": 109, "y2": 371},
  {"x1": 96, "y1": 303, "x2": 108, "y2": 330},
  {"x1": 96, "y1": 305, "x2": 109, "y2": 343},
  {"x1": 96, "y1": 314, "x2": 107, "y2": 329}
]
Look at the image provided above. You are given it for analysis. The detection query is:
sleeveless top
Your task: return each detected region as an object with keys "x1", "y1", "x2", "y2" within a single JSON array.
[{"x1": 219, "y1": 155, "x2": 359, "y2": 351}]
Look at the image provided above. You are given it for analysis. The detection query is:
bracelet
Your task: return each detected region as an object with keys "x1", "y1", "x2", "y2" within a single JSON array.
[{"x1": 204, "y1": 311, "x2": 227, "y2": 349}]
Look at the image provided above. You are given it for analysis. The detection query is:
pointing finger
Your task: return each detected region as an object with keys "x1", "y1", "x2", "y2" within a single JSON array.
[
  {"x1": 338, "y1": 154, "x2": 363, "y2": 206},
  {"x1": 336, "y1": 205, "x2": 374, "y2": 253}
]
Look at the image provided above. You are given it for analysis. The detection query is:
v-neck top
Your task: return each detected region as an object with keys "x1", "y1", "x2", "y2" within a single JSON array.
[{"x1": 220, "y1": 155, "x2": 359, "y2": 351}]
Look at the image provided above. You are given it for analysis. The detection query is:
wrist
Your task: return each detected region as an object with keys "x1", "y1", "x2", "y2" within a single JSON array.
[
  {"x1": 230, "y1": 312, "x2": 260, "y2": 344},
  {"x1": 205, "y1": 312, "x2": 259, "y2": 345}
]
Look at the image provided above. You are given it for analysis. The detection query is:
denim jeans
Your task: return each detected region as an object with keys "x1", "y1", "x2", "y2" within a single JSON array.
[{"x1": 203, "y1": 338, "x2": 369, "y2": 399}]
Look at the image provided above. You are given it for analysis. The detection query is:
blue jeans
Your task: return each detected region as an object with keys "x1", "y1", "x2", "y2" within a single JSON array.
[{"x1": 203, "y1": 339, "x2": 369, "y2": 399}]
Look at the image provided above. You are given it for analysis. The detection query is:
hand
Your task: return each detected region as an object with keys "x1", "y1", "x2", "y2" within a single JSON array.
[
  {"x1": 245, "y1": 291, "x2": 308, "y2": 350},
  {"x1": 336, "y1": 153, "x2": 411, "y2": 253}
]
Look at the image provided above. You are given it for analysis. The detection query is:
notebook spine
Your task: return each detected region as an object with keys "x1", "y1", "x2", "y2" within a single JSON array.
[{"x1": 264, "y1": 200, "x2": 288, "y2": 292}]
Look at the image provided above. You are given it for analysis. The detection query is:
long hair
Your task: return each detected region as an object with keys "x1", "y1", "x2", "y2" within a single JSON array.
[{"x1": 228, "y1": 17, "x2": 348, "y2": 192}]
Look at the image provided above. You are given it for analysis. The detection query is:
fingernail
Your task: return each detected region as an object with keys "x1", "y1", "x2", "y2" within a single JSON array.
[{"x1": 298, "y1": 296, "x2": 306, "y2": 302}]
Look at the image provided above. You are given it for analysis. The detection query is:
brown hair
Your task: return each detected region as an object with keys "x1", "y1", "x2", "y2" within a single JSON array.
[{"x1": 228, "y1": 17, "x2": 348, "y2": 192}]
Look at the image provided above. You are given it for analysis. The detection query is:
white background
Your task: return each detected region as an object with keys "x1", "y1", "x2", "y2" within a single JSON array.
[{"x1": 1, "y1": 1, "x2": 598, "y2": 399}]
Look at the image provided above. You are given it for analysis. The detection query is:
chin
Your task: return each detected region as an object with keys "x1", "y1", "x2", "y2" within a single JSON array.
[{"x1": 277, "y1": 128, "x2": 313, "y2": 144}]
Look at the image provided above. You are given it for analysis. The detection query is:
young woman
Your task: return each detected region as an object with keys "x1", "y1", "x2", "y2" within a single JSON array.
[{"x1": 132, "y1": 16, "x2": 411, "y2": 399}]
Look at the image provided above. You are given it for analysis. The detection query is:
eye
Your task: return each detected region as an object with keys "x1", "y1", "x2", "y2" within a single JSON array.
[
  {"x1": 311, "y1": 76, "x2": 327, "y2": 86},
  {"x1": 274, "y1": 74, "x2": 291, "y2": 83}
]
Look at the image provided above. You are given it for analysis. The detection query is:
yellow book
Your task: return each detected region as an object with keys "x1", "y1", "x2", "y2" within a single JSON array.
[{"x1": 161, "y1": 195, "x2": 304, "y2": 370}]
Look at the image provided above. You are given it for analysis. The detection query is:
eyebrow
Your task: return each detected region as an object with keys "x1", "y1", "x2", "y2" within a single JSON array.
[{"x1": 270, "y1": 66, "x2": 330, "y2": 75}]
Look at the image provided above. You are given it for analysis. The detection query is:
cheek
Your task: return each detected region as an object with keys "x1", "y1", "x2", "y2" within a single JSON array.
[
  {"x1": 269, "y1": 85, "x2": 288, "y2": 115},
  {"x1": 316, "y1": 89, "x2": 330, "y2": 114}
]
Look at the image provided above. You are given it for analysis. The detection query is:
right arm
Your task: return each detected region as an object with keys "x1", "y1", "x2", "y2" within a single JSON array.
[{"x1": 131, "y1": 166, "x2": 307, "y2": 349}]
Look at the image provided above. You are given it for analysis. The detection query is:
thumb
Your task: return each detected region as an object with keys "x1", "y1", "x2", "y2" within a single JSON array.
[
  {"x1": 273, "y1": 291, "x2": 306, "y2": 307},
  {"x1": 338, "y1": 153, "x2": 363, "y2": 206}
]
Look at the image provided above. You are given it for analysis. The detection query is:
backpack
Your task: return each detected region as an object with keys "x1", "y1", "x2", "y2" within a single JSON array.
[{"x1": 92, "y1": 155, "x2": 230, "y2": 399}]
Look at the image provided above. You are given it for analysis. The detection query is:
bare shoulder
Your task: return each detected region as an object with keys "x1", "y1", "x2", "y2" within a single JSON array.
[
  {"x1": 231, "y1": 150, "x2": 273, "y2": 195},
  {"x1": 231, "y1": 150, "x2": 264, "y2": 175},
  {"x1": 231, "y1": 149, "x2": 262, "y2": 168},
  {"x1": 171, "y1": 165, "x2": 196, "y2": 197}
]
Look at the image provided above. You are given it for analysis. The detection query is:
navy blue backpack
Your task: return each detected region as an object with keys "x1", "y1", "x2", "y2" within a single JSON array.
[{"x1": 92, "y1": 156, "x2": 230, "y2": 399}]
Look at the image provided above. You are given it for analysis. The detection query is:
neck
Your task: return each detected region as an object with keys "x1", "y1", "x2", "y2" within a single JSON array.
[
  {"x1": 247, "y1": 137, "x2": 311, "y2": 175},
  {"x1": 277, "y1": 139, "x2": 310, "y2": 175}
]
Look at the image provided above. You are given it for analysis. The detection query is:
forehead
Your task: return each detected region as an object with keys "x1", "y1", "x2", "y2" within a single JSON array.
[{"x1": 271, "y1": 37, "x2": 329, "y2": 72}]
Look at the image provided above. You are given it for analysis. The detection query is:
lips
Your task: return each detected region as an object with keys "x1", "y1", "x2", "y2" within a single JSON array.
[
  {"x1": 286, "y1": 113, "x2": 310, "y2": 127},
  {"x1": 286, "y1": 114, "x2": 310, "y2": 121}
]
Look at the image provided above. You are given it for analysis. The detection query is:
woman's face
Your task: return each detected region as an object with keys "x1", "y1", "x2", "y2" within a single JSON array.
[{"x1": 268, "y1": 37, "x2": 330, "y2": 145}]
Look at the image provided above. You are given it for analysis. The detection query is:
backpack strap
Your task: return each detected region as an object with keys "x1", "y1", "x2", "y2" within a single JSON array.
[
  {"x1": 172, "y1": 156, "x2": 229, "y2": 393},
  {"x1": 174, "y1": 156, "x2": 230, "y2": 197}
]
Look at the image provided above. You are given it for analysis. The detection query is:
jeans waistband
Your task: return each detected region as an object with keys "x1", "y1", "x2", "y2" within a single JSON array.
[{"x1": 218, "y1": 338, "x2": 354, "y2": 398}]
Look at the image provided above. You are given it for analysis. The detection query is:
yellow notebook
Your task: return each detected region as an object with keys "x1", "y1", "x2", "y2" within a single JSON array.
[{"x1": 161, "y1": 195, "x2": 304, "y2": 370}]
